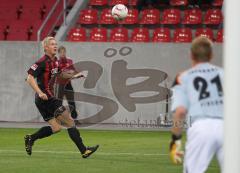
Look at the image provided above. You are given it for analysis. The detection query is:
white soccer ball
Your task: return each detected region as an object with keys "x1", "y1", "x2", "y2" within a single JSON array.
[{"x1": 111, "y1": 4, "x2": 128, "y2": 20}]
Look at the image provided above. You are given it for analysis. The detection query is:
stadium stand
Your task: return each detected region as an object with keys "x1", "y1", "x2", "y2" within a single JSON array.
[
  {"x1": 66, "y1": 0, "x2": 223, "y2": 42},
  {"x1": 0, "y1": 0, "x2": 223, "y2": 42},
  {"x1": 0, "y1": 0, "x2": 75, "y2": 41}
]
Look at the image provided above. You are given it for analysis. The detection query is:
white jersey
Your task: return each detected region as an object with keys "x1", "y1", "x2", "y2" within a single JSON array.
[{"x1": 171, "y1": 62, "x2": 224, "y2": 122}]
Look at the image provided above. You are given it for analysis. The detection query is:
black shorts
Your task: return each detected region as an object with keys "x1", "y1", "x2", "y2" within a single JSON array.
[{"x1": 35, "y1": 96, "x2": 66, "y2": 121}]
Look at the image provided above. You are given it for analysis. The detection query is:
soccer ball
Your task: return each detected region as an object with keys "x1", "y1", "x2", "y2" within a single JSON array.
[{"x1": 111, "y1": 4, "x2": 128, "y2": 20}]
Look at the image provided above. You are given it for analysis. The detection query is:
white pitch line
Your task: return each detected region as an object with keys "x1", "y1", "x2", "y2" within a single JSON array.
[{"x1": 0, "y1": 149, "x2": 168, "y2": 156}]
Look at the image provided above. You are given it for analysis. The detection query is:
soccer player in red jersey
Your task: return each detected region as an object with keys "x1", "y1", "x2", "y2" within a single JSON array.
[
  {"x1": 58, "y1": 46, "x2": 79, "y2": 119},
  {"x1": 24, "y1": 37, "x2": 99, "y2": 158}
]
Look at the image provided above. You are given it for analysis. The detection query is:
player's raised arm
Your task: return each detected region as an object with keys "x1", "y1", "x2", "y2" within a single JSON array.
[{"x1": 26, "y1": 74, "x2": 48, "y2": 100}]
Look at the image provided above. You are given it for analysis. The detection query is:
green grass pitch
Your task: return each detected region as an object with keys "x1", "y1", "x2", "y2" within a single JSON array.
[{"x1": 0, "y1": 128, "x2": 220, "y2": 173}]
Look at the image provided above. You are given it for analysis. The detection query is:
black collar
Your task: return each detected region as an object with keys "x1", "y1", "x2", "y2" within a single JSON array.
[{"x1": 45, "y1": 54, "x2": 57, "y2": 61}]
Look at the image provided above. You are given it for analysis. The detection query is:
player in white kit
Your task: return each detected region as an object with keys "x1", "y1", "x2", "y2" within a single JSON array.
[{"x1": 169, "y1": 36, "x2": 224, "y2": 173}]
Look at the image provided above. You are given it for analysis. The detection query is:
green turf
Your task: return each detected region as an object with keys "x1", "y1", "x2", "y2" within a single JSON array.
[{"x1": 0, "y1": 128, "x2": 220, "y2": 173}]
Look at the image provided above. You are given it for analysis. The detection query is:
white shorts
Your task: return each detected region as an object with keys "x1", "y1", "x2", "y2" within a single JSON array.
[{"x1": 184, "y1": 119, "x2": 223, "y2": 173}]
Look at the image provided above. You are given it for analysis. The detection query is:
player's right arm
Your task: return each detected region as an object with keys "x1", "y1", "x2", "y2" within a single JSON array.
[
  {"x1": 27, "y1": 62, "x2": 48, "y2": 100},
  {"x1": 169, "y1": 74, "x2": 188, "y2": 164},
  {"x1": 26, "y1": 74, "x2": 48, "y2": 100}
]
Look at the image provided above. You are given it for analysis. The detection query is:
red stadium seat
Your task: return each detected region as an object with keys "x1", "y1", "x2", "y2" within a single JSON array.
[
  {"x1": 153, "y1": 28, "x2": 171, "y2": 42},
  {"x1": 173, "y1": 28, "x2": 192, "y2": 43},
  {"x1": 131, "y1": 27, "x2": 150, "y2": 42},
  {"x1": 7, "y1": 28, "x2": 28, "y2": 41},
  {"x1": 21, "y1": 7, "x2": 44, "y2": 21},
  {"x1": 2, "y1": 25, "x2": 10, "y2": 40},
  {"x1": 161, "y1": 8, "x2": 181, "y2": 24},
  {"x1": 0, "y1": 9, "x2": 18, "y2": 20},
  {"x1": 139, "y1": 8, "x2": 160, "y2": 24},
  {"x1": 118, "y1": 8, "x2": 138, "y2": 24},
  {"x1": 0, "y1": 25, "x2": 6, "y2": 40},
  {"x1": 90, "y1": 27, "x2": 107, "y2": 42},
  {"x1": 212, "y1": 0, "x2": 223, "y2": 6},
  {"x1": 129, "y1": 0, "x2": 138, "y2": 6},
  {"x1": 0, "y1": 0, "x2": 62, "y2": 41},
  {"x1": 0, "y1": 20, "x2": 8, "y2": 28},
  {"x1": 99, "y1": 8, "x2": 117, "y2": 24},
  {"x1": 182, "y1": 8, "x2": 202, "y2": 25},
  {"x1": 0, "y1": 0, "x2": 19, "y2": 8},
  {"x1": 109, "y1": 0, "x2": 128, "y2": 6},
  {"x1": 204, "y1": 9, "x2": 223, "y2": 25},
  {"x1": 78, "y1": 9, "x2": 98, "y2": 24},
  {"x1": 170, "y1": 0, "x2": 188, "y2": 6},
  {"x1": 7, "y1": 21, "x2": 30, "y2": 40},
  {"x1": 110, "y1": 27, "x2": 128, "y2": 42},
  {"x1": 195, "y1": 28, "x2": 214, "y2": 41},
  {"x1": 22, "y1": 0, "x2": 54, "y2": 7},
  {"x1": 67, "y1": 28, "x2": 87, "y2": 42},
  {"x1": 28, "y1": 21, "x2": 43, "y2": 41},
  {"x1": 89, "y1": 0, "x2": 108, "y2": 6},
  {"x1": 216, "y1": 29, "x2": 223, "y2": 43}
]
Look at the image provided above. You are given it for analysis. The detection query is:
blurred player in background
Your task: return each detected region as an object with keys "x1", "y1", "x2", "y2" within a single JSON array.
[
  {"x1": 24, "y1": 36, "x2": 99, "y2": 158},
  {"x1": 169, "y1": 36, "x2": 224, "y2": 173},
  {"x1": 58, "y1": 46, "x2": 79, "y2": 119}
]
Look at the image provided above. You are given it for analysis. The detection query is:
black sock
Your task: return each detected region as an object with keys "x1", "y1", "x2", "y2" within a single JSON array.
[
  {"x1": 31, "y1": 126, "x2": 53, "y2": 142},
  {"x1": 71, "y1": 109, "x2": 78, "y2": 119},
  {"x1": 67, "y1": 127, "x2": 86, "y2": 154}
]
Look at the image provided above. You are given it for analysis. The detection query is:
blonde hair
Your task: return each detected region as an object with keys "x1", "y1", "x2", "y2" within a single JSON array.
[
  {"x1": 42, "y1": 36, "x2": 56, "y2": 51},
  {"x1": 191, "y1": 36, "x2": 213, "y2": 62}
]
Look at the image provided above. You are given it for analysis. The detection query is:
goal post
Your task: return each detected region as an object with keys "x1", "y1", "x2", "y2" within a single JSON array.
[{"x1": 224, "y1": 1, "x2": 240, "y2": 173}]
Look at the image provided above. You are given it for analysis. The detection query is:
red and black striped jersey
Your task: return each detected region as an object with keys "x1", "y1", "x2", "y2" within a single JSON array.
[
  {"x1": 58, "y1": 57, "x2": 73, "y2": 70},
  {"x1": 27, "y1": 55, "x2": 60, "y2": 98}
]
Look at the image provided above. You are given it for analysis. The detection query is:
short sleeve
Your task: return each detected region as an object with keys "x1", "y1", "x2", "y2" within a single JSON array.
[
  {"x1": 171, "y1": 74, "x2": 189, "y2": 112},
  {"x1": 27, "y1": 61, "x2": 43, "y2": 77}
]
